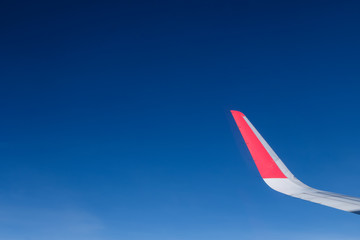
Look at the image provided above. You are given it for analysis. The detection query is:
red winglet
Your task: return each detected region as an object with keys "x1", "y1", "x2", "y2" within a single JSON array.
[{"x1": 231, "y1": 111, "x2": 287, "y2": 178}]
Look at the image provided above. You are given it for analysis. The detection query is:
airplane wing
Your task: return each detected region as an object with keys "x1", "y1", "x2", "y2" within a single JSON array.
[{"x1": 231, "y1": 110, "x2": 360, "y2": 215}]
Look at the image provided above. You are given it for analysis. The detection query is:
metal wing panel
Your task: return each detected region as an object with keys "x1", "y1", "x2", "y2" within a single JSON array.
[{"x1": 264, "y1": 178, "x2": 360, "y2": 213}]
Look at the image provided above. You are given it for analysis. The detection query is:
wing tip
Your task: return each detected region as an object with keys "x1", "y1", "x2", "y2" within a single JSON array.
[
  {"x1": 231, "y1": 110, "x2": 288, "y2": 179},
  {"x1": 230, "y1": 110, "x2": 245, "y2": 117}
]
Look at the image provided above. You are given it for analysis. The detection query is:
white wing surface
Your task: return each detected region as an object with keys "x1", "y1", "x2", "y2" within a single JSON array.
[{"x1": 231, "y1": 110, "x2": 360, "y2": 215}]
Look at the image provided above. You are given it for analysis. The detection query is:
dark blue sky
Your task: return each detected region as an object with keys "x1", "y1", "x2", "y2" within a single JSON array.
[{"x1": 1, "y1": 0, "x2": 360, "y2": 239}]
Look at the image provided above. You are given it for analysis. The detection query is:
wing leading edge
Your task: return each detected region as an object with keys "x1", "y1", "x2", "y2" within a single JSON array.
[{"x1": 231, "y1": 110, "x2": 360, "y2": 215}]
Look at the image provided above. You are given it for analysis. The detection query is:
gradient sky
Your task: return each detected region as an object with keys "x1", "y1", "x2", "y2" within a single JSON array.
[{"x1": 1, "y1": 0, "x2": 360, "y2": 239}]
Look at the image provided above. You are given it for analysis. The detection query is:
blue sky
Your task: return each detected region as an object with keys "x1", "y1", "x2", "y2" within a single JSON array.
[{"x1": 1, "y1": 0, "x2": 360, "y2": 239}]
